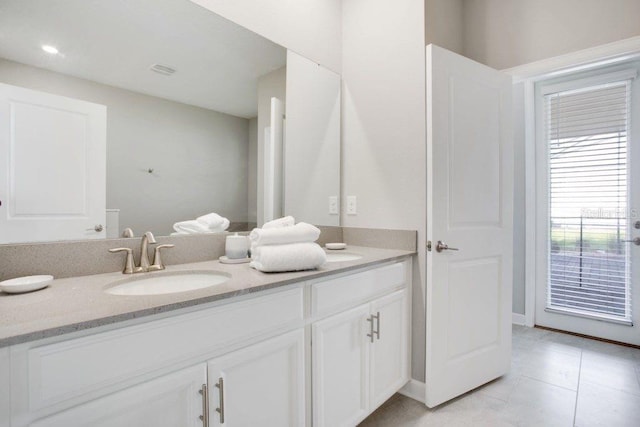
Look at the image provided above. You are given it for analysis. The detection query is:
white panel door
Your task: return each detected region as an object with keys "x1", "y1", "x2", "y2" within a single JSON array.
[
  {"x1": 370, "y1": 289, "x2": 410, "y2": 409},
  {"x1": 0, "y1": 83, "x2": 106, "y2": 243},
  {"x1": 312, "y1": 303, "x2": 370, "y2": 427},
  {"x1": 262, "y1": 97, "x2": 284, "y2": 225},
  {"x1": 31, "y1": 364, "x2": 206, "y2": 427},
  {"x1": 425, "y1": 45, "x2": 513, "y2": 407},
  {"x1": 284, "y1": 51, "x2": 341, "y2": 226},
  {"x1": 207, "y1": 329, "x2": 305, "y2": 427}
]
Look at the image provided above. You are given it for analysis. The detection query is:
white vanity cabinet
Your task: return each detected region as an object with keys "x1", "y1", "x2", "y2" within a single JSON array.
[
  {"x1": 207, "y1": 329, "x2": 305, "y2": 426},
  {"x1": 311, "y1": 263, "x2": 410, "y2": 427},
  {"x1": 29, "y1": 364, "x2": 207, "y2": 427},
  {"x1": 4, "y1": 257, "x2": 412, "y2": 427}
]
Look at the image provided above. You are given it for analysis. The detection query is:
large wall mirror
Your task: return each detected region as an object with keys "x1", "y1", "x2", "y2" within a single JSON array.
[{"x1": 0, "y1": 0, "x2": 341, "y2": 244}]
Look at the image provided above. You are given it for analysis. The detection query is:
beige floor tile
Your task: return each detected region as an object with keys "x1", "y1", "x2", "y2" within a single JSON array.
[
  {"x1": 580, "y1": 351, "x2": 640, "y2": 396},
  {"x1": 519, "y1": 345, "x2": 582, "y2": 390},
  {"x1": 503, "y1": 376, "x2": 577, "y2": 427},
  {"x1": 476, "y1": 371, "x2": 523, "y2": 402},
  {"x1": 425, "y1": 392, "x2": 515, "y2": 427},
  {"x1": 574, "y1": 381, "x2": 640, "y2": 427}
]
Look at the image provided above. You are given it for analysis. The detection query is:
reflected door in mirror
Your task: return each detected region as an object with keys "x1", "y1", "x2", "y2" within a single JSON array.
[{"x1": 0, "y1": 83, "x2": 106, "y2": 243}]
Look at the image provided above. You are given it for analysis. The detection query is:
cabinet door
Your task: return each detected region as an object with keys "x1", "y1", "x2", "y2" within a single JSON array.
[
  {"x1": 30, "y1": 364, "x2": 206, "y2": 427},
  {"x1": 370, "y1": 289, "x2": 410, "y2": 408},
  {"x1": 207, "y1": 329, "x2": 305, "y2": 427},
  {"x1": 312, "y1": 303, "x2": 370, "y2": 427}
]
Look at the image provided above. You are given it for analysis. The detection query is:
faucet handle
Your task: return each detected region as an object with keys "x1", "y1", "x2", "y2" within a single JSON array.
[
  {"x1": 149, "y1": 244, "x2": 175, "y2": 271},
  {"x1": 109, "y1": 247, "x2": 135, "y2": 274}
]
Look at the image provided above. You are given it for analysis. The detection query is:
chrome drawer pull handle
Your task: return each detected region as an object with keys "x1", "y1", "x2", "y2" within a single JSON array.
[
  {"x1": 366, "y1": 315, "x2": 375, "y2": 343},
  {"x1": 215, "y1": 377, "x2": 225, "y2": 423},
  {"x1": 373, "y1": 311, "x2": 380, "y2": 340},
  {"x1": 199, "y1": 384, "x2": 209, "y2": 427}
]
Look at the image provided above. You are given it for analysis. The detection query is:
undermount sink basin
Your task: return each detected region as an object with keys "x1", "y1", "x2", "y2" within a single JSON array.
[
  {"x1": 324, "y1": 252, "x2": 363, "y2": 263},
  {"x1": 105, "y1": 271, "x2": 230, "y2": 296}
]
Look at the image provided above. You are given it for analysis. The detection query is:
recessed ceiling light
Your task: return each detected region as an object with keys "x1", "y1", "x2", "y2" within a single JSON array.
[{"x1": 41, "y1": 45, "x2": 59, "y2": 55}]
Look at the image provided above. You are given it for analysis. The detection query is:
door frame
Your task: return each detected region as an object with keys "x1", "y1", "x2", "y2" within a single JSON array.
[{"x1": 505, "y1": 36, "x2": 640, "y2": 327}]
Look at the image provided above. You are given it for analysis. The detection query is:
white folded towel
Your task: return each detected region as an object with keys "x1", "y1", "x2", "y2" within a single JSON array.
[
  {"x1": 250, "y1": 222, "x2": 320, "y2": 246},
  {"x1": 250, "y1": 242, "x2": 327, "y2": 272},
  {"x1": 262, "y1": 216, "x2": 295, "y2": 229},
  {"x1": 173, "y1": 216, "x2": 229, "y2": 234},
  {"x1": 173, "y1": 220, "x2": 210, "y2": 234},
  {"x1": 197, "y1": 212, "x2": 228, "y2": 229}
]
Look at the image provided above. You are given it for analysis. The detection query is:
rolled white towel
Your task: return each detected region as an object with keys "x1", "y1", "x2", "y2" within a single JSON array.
[
  {"x1": 250, "y1": 242, "x2": 327, "y2": 272},
  {"x1": 250, "y1": 222, "x2": 320, "y2": 246},
  {"x1": 196, "y1": 212, "x2": 228, "y2": 229},
  {"x1": 262, "y1": 216, "x2": 295, "y2": 229},
  {"x1": 209, "y1": 218, "x2": 230, "y2": 233},
  {"x1": 173, "y1": 220, "x2": 210, "y2": 234}
]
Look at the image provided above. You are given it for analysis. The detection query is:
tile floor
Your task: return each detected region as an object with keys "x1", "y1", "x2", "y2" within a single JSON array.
[{"x1": 359, "y1": 325, "x2": 640, "y2": 426}]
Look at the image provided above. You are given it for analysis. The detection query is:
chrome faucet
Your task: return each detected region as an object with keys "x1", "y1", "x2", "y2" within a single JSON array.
[{"x1": 109, "y1": 231, "x2": 160, "y2": 274}]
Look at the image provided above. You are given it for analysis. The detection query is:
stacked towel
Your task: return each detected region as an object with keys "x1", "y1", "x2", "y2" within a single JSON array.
[
  {"x1": 262, "y1": 216, "x2": 295, "y2": 229},
  {"x1": 250, "y1": 218, "x2": 326, "y2": 272},
  {"x1": 249, "y1": 222, "x2": 320, "y2": 247},
  {"x1": 172, "y1": 212, "x2": 230, "y2": 235},
  {"x1": 250, "y1": 243, "x2": 326, "y2": 273}
]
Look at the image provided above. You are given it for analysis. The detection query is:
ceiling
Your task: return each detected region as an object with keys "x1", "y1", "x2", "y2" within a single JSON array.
[{"x1": 0, "y1": 0, "x2": 286, "y2": 118}]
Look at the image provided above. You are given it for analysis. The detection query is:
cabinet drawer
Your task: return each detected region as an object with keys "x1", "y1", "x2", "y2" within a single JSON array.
[
  {"x1": 311, "y1": 262, "x2": 406, "y2": 316},
  {"x1": 18, "y1": 287, "x2": 303, "y2": 414}
]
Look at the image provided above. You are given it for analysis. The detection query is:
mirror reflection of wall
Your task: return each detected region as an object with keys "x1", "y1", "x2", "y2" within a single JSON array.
[{"x1": 0, "y1": 0, "x2": 287, "y2": 243}]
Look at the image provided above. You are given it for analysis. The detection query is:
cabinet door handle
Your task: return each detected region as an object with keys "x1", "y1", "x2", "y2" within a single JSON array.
[
  {"x1": 373, "y1": 311, "x2": 380, "y2": 340},
  {"x1": 215, "y1": 377, "x2": 225, "y2": 424},
  {"x1": 366, "y1": 315, "x2": 375, "y2": 343},
  {"x1": 199, "y1": 384, "x2": 209, "y2": 427}
]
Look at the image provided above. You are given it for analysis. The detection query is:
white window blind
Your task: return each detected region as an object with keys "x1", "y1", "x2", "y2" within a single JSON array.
[{"x1": 545, "y1": 77, "x2": 632, "y2": 323}]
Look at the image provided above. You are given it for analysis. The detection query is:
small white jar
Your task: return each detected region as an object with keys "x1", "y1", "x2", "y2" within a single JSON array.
[{"x1": 225, "y1": 233, "x2": 249, "y2": 259}]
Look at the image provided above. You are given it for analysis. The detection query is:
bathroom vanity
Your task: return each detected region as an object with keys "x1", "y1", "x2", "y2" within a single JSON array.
[{"x1": 0, "y1": 247, "x2": 412, "y2": 427}]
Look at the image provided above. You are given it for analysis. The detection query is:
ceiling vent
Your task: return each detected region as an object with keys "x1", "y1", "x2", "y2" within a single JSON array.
[{"x1": 149, "y1": 64, "x2": 176, "y2": 76}]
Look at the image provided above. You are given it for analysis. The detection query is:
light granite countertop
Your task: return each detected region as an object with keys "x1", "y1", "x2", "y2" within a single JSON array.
[{"x1": 0, "y1": 246, "x2": 414, "y2": 347}]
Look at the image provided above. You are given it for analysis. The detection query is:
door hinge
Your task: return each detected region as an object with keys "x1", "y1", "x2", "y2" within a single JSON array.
[{"x1": 426, "y1": 240, "x2": 432, "y2": 251}]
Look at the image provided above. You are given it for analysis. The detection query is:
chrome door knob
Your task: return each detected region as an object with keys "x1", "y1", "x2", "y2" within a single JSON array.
[
  {"x1": 86, "y1": 224, "x2": 103, "y2": 232},
  {"x1": 436, "y1": 240, "x2": 459, "y2": 252}
]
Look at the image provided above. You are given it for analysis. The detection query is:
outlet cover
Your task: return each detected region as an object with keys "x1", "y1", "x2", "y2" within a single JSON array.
[
  {"x1": 347, "y1": 196, "x2": 357, "y2": 215},
  {"x1": 329, "y1": 196, "x2": 338, "y2": 215}
]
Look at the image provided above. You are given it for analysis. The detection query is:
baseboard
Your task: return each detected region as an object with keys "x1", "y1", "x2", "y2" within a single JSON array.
[
  {"x1": 512, "y1": 313, "x2": 526, "y2": 325},
  {"x1": 398, "y1": 379, "x2": 426, "y2": 404}
]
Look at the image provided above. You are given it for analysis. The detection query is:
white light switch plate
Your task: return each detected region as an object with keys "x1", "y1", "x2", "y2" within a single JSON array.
[
  {"x1": 329, "y1": 196, "x2": 338, "y2": 215},
  {"x1": 347, "y1": 196, "x2": 357, "y2": 215}
]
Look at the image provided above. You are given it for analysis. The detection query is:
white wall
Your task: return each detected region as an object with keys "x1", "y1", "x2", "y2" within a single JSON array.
[
  {"x1": 256, "y1": 67, "x2": 286, "y2": 226},
  {"x1": 342, "y1": 0, "x2": 426, "y2": 381},
  {"x1": 462, "y1": 0, "x2": 640, "y2": 70},
  {"x1": 0, "y1": 58, "x2": 250, "y2": 236},
  {"x1": 425, "y1": 0, "x2": 464, "y2": 54},
  {"x1": 189, "y1": 0, "x2": 342, "y2": 73},
  {"x1": 285, "y1": 51, "x2": 341, "y2": 226},
  {"x1": 248, "y1": 117, "x2": 258, "y2": 224}
]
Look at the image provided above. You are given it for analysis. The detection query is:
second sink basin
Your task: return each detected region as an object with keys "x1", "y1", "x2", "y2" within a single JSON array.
[
  {"x1": 324, "y1": 252, "x2": 363, "y2": 263},
  {"x1": 105, "y1": 271, "x2": 230, "y2": 296}
]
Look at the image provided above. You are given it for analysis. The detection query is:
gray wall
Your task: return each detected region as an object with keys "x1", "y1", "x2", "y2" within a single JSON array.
[
  {"x1": 342, "y1": 0, "x2": 427, "y2": 382},
  {"x1": 425, "y1": 0, "x2": 464, "y2": 54},
  {"x1": 248, "y1": 117, "x2": 258, "y2": 223},
  {"x1": 462, "y1": 0, "x2": 640, "y2": 70},
  {"x1": 0, "y1": 58, "x2": 250, "y2": 236},
  {"x1": 512, "y1": 82, "x2": 526, "y2": 315}
]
